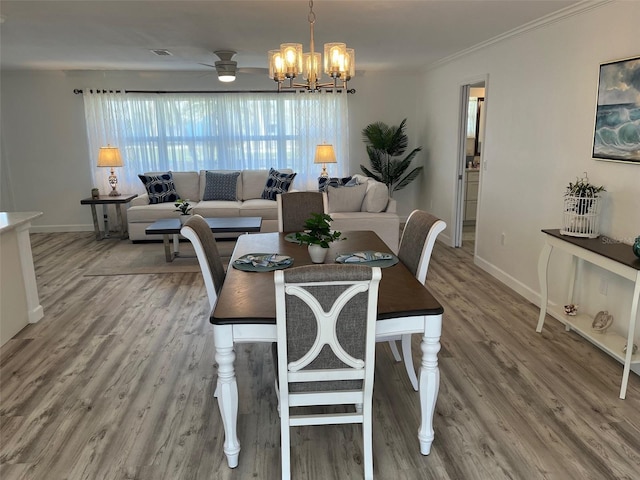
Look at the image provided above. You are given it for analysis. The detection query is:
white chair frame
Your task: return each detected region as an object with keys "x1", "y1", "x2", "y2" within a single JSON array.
[{"x1": 274, "y1": 266, "x2": 382, "y2": 480}]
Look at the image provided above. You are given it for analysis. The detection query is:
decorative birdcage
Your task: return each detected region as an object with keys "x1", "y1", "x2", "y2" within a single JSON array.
[{"x1": 560, "y1": 173, "x2": 604, "y2": 238}]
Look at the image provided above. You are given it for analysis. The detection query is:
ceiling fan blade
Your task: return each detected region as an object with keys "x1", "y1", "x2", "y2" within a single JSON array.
[{"x1": 198, "y1": 63, "x2": 216, "y2": 69}]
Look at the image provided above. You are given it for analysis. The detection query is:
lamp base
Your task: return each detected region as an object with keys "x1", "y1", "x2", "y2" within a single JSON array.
[
  {"x1": 320, "y1": 164, "x2": 329, "y2": 178},
  {"x1": 109, "y1": 188, "x2": 121, "y2": 197}
]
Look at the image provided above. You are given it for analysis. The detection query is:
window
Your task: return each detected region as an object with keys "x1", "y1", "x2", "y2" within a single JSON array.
[{"x1": 83, "y1": 91, "x2": 349, "y2": 193}]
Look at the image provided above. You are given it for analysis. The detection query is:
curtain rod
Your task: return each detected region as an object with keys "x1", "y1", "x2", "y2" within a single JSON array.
[{"x1": 73, "y1": 88, "x2": 355, "y2": 95}]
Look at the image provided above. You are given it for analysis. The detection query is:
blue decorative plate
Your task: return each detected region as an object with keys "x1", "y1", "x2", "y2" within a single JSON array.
[
  {"x1": 335, "y1": 251, "x2": 399, "y2": 268},
  {"x1": 232, "y1": 253, "x2": 294, "y2": 272}
]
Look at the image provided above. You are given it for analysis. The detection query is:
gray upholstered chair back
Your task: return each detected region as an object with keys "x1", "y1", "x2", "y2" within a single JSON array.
[
  {"x1": 398, "y1": 210, "x2": 446, "y2": 284},
  {"x1": 278, "y1": 264, "x2": 379, "y2": 393},
  {"x1": 277, "y1": 191, "x2": 327, "y2": 233},
  {"x1": 181, "y1": 214, "x2": 226, "y2": 295}
]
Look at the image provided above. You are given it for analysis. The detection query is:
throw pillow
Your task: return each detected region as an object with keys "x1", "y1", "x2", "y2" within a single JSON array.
[
  {"x1": 318, "y1": 176, "x2": 352, "y2": 192},
  {"x1": 362, "y1": 181, "x2": 389, "y2": 213},
  {"x1": 203, "y1": 171, "x2": 240, "y2": 201},
  {"x1": 138, "y1": 172, "x2": 180, "y2": 204},
  {"x1": 261, "y1": 168, "x2": 297, "y2": 200},
  {"x1": 327, "y1": 183, "x2": 367, "y2": 213}
]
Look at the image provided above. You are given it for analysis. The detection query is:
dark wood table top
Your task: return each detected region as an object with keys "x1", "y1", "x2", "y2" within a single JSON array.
[
  {"x1": 542, "y1": 229, "x2": 640, "y2": 270},
  {"x1": 80, "y1": 194, "x2": 138, "y2": 204},
  {"x1": 211, "y1": 230, "x2": 444, "y2": 325},
  {"x1": 146, "y1": 216, "x2": 263, "y2": 235}
]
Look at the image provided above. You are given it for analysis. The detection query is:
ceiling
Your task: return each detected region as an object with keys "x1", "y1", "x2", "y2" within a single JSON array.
[{"x1": 0, "y1": 0, "x2": 582, "y2": 74}]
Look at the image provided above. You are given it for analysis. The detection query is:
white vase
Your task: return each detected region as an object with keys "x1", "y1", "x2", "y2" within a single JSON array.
[
  {"x1": 179, "y1": 214, "x2": 191, "y2": 225},
  {"x1": 308, "y1": 244, "x2": 328, "y2": 264}
]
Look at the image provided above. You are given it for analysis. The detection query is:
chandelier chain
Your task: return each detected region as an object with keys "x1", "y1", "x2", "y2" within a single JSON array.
[{"x1": 308, "y1": 0, "x2": 316, "y2": 24}]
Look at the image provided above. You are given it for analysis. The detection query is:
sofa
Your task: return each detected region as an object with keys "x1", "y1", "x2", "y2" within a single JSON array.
[
  {"x1": 128, "y1": 170, "x2": 400, "y2": 252},
  {"x1": 128, "y1": 169, "x2": 295, "y2": 241},
  {"x1": 323, "y1": 174, "x2": 400, "y2": 252}
]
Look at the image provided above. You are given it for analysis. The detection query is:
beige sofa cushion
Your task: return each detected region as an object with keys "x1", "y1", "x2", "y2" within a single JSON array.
[
  {"x1": 327, "y1": 184, "x2": 367, "y2": 213},
  {"x1": 240, "y1": 199, "x2": 280, "y2": 220},
  {"x1": 362, "y1": 181, "x2": 389, "y2": 213},
  {"x1": 127, "y1": 202, "x2": 182, "y2": 223},
  {"x1": 193, "y1": 201, "x2": 241, "y2": 218}
]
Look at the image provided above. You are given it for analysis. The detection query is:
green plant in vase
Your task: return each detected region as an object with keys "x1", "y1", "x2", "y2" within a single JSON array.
[
  {"x1": 174, "y1": 199, "x2": 193, "y2": 215},
  {"x1": 564, "y1": 174, "x2": 605, "y2": 215},
  {"x1": 294, "y1": 213, "x2": 343, "y2": 263}
]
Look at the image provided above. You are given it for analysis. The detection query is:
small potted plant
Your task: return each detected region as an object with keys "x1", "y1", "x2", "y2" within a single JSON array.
[
  {"x1": 175, "y1": 199, "x2": 193, "y2": 223},
  {"x1": 294, "y1": 213, "x2": 343, "y2": 263}
]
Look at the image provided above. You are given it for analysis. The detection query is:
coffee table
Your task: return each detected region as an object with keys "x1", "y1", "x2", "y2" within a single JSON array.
[{"x1": 145, "y1": 217, "x2": 262, "y2": 262}]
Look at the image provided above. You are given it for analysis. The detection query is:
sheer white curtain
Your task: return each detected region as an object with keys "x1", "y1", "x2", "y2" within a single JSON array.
[{"x1": 83, "y1": 91, "x2": 349, "y2": 194}]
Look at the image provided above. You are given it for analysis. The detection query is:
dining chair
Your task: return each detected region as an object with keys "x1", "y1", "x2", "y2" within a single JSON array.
[
  {"x1": 382, "y1": 210, "x2": 446, "y2": 391},
  {"x1": 274, "y1": 264, "x2": 382, "y2": 480},
  {"x1": 277, "y1": 191, "x2": 328, "y2": 232},
  {"x1": 180, "y1": 214, "x2": 226, "y2": 309}
]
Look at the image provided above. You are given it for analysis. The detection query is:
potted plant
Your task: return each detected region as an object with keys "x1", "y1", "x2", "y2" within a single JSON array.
[
  {"x1": 175, "y1": 199, "x2": 193, "y2": 223},
  {"x1": 294, "y1": 213, "x2": 343, "y2": 263},
  {"x1": 360, "y1": 118, "x2": 423, "y2": 197},
  {"x1": 561, "y1": 173, "x2": 605, "y2": 238}
]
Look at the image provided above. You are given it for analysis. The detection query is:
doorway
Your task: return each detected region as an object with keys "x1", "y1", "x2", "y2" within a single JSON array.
[{"x1": 454, "y1": 80, "x2": 486, "y2": 251}]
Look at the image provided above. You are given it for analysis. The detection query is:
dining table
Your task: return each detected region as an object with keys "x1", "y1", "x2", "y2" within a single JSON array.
[{"x1": 211, "y1": 230, "x2": 444, "y2": 468}]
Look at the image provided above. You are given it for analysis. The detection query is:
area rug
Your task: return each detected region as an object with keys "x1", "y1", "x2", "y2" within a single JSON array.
[{"x1": 84, "y1": 239, "x2": 236, "y2": 276}]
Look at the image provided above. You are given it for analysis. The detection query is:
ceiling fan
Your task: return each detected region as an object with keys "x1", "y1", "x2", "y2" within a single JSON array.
[{"x1": 200, "y1": 50, "x2": 267, "y2": 83}]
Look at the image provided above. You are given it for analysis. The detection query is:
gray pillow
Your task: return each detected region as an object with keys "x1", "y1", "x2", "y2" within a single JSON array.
[
  {"x1": 327, "y1": 183, "x2": 367, "y2": 213},
  {"x1": 203, "y1": 171, "x2": 240, "y2": 201}
]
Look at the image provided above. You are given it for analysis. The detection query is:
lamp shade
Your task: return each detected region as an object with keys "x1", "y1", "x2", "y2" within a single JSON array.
[
  {"x1": 97, "y1": 146, "x2": 123, "y2": 167},
  {"x1": 98, "y1": 147, "x2": 124, "y2": 167},
  {"x1": 314, "y1": 145, "x2": 337, "y2": 164}
]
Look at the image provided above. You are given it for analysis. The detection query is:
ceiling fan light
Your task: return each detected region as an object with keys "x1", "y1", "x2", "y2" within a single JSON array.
[{"x1": 218, "y1": 73, "x2": 236, "y2": 82}]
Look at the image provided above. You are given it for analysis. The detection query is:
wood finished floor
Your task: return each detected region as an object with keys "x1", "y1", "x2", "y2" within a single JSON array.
[{"x1": 1, "y1": 232, "x2": 639, "y2": 479}]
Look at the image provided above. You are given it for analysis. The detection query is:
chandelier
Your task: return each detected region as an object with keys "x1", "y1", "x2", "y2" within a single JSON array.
[{"x1": 268, "y1": 0, "x2": 354, "y2": 93}]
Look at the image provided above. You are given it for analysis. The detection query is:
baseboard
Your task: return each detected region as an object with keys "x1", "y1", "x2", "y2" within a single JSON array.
[
  {"x1": 474, "y1": 254, "x2": 541, "y2": 308},
  {"x1": 30, "y1": 224, "x2": 94, "y2": 233}
]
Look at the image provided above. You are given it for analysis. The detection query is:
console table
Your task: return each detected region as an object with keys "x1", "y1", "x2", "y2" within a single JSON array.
[
  {"x1": 80, "y1": 194, "x2": 137, "y2": 240},
  {"x1": 536, "y1": 229, "x2": 640, "y2": 399}
]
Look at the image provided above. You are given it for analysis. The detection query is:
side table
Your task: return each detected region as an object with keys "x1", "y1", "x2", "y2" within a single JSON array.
[{"x1": 80, "y1": 194, "x2": 138, "y2": 240}]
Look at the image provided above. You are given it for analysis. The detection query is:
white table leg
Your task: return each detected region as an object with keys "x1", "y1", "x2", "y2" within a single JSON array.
[
  {"x1": 536, "y1": 243, "x2": 553, "y2": 332},
  {"x1": 619, "y1": 271, "x2": 640, "y2": 399},
  {"x1": 213, "y1": 324, "x2": 240, "y2": 468},
  {"x1": 417, "y1": 314, "x2": 442, "y2": 455}
]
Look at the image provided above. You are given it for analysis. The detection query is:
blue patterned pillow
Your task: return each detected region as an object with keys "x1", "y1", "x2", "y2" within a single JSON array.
[
  {"x1": 138, "y1": 172, "x2": 180, "y2": 204},
  {"x1": 318, "y1": 176, "x2": 353, "y2": 192},
  {"x1": 261, "y1": 168, "x2": 297, "y2": 200},
  {"x1": 203, "y1": 171, "x2": 240, "y2": 201}
]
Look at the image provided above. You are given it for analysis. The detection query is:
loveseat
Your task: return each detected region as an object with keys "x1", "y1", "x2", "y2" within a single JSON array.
[
  {"x1": 128, "y1": 169, "x2": 295, "y2": 241},
  {"x1": 323, "y1": 174, "x2": 400, "y2": 252}
]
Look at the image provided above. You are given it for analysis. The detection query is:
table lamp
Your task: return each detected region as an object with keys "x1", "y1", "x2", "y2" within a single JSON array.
[
  {"x1": 314, "y1": 144, "x2": 337, "y2": 178},
  {"x1": 97, "y1": 146, "x2": 124, "y2": 196}
]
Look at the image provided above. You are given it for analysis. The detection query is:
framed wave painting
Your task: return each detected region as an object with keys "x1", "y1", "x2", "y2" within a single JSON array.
[{"x1": 592, "y1": 56, "x2": 640, "y2": 164}]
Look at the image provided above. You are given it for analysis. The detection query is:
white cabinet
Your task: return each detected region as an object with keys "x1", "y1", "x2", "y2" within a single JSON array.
[{"x1": 464, "y1": 169, "x2": 479, "y2": 224}]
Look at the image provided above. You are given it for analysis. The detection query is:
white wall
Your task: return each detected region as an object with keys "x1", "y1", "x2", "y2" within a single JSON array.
[
  {"x1": 0, "y1": 69, "x2": 423, "y2": 229},
  {"x1": 417, "y1": 1, "x2": 640, "y2": 346}
]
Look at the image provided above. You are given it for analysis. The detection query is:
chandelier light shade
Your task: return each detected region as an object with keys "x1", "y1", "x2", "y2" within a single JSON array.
[
  {"x1": 314, "y1": 144, "x2": 337, "y2": 177},
  {"x1": 97, "y1": 146, "x2": 124, "y2": 196},
  {"x1": 268, "y1": 0, "x2": 354, "y2": 92}
]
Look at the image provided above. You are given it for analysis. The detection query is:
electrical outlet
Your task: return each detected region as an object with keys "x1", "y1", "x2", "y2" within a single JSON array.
[
  {"x1": 501, "y1": 233, "x2": 506, "y2": 246},
  {"x1": 599, "y1": 277, "x2": 608, "y2": 296}
]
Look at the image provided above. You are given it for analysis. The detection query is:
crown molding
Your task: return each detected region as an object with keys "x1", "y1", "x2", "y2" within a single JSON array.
[{"x1": 425, "y1": 0, "x2": 613, "y2": 71}]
